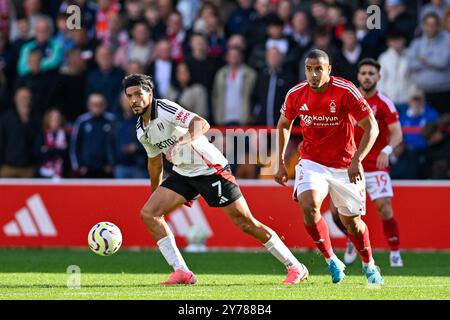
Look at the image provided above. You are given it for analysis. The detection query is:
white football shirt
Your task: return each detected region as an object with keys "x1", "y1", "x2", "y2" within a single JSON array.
[{"x1": 137, "y1": 98, "x2": 228, "y2": 177}]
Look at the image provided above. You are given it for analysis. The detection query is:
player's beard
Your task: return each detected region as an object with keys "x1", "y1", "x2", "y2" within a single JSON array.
[
  {"x1": 361, "y1": 82, "x2": 377, "y2": 94},
  {"x1": 136, "y1": 105, "x2": 149, "y2": 116}
]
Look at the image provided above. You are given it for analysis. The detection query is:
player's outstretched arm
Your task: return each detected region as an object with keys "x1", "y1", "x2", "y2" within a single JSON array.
[
  {"x1": 348, "y1": 113, "x2": 379, "y2": 183},
  {"x1": 148, "y1": 154, "x2": 163, "y2": 194},
  {"x1": 178, "y1": 115, "x2": 210, "y2": 145},
  {"x1": 274, "y1": 115, "x2": 294, "y2": 186}
]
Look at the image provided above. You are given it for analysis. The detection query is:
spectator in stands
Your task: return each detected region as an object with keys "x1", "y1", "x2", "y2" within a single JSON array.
[
  {"x1": 7, "y1": 17, "x2": 31, "y2": 91},
  {"x1": 244, "y1": 0, "x2": 272, "y2": 52},
  {"x1": 249, "y1": 13, "x2": 300, "y2": 71},
  {"x1": 85, "y1": 45, "x2": 125, "y2": 111},
  {"x1": 10, "y1": 0, "x2": 42, "y2": 41},
  {"x1": 290, "y1": 11, "x2": 312, "y2": 57},
  {"x1": 177, "y1": 0, "x2": 202, "y2": 30},
  {"x1": 0, "y1": 31, "x2": 10, "y2": 112},
  {"x1": 70, "y1": 26, "x2": 96, "y2": 68},
  {"x1": 122, "y1": 0, "x2": 144, "y2": 31},
  {"x1": 145, "y1": 39, "x2": 176, "y2": 99},
  {"x1": 102, "y1": 12, "x2": 129, "y2": 53},
  {"x1": 166, "y1": 11, "x2": 188, "y2": 63},
  {"x1": 225, "y1": 0, "x2": 254, "y2": 37},
  {"x1": 95, "y1": 0, "x2": 120, "y2": 42},
  {"x1": 34, "y1": 109, "x2": 70, "y2": 179},
  {"x1": 407, "y1": 13, "x2": 450, "y2": 115},
  {"x1": 251, "y1": 47, "x2": 297, "y2": 126},
  {"x1": 352, "y1": 8, "x2": 386, "y2": 58},
  {"x1": 185, "y1": 33, "x2": 222, "y2": 122},
  {"x1": 54, "y1": 13, "x2": 75, "y2": 56},
  {"x1": 192, "y1": 0, "x2": 220, "y2": 34},
  {"x1": 444, "y1": 7, "x2": 450, "y2": 34},
  {"x1": 166, "y1": 62, "x2": 208, "y2": 119},
  {"x1": 310, "y1": 0, "x2": 328, "y2": 29},
  {"x1": 212, "y1": 47, "x2": 257, "y2": 125},
  {"x1": 420, "y1": 0, "x2": 449, "y2": 21},
  {"x1": 422, "y1": 114, "x2": 450, "y2": 179},
  {"x1": 59, "y1": 0, "x2": 97, "y2": 40},
  {"x1": 332, "y1": 24, "x2": 369, "y2": 85},
  {"x1": 227, "y1": 33, "x2": 248, "y2": 59},
  {"x1": 277, "y1": 0, "x2": 294, "y2": 36},
  {"x1": 400, "y1": 89, "x2": 439, "y2": 152},
  {"x1": 17, "y1": 15, "x2": 64, "y2": 77},
  {"x1": 70, "y1": 93, "x2": 115, "y2": 178},
  {"x1": 378, "y1": 31, "x2": 416, "y2": 105},
  {"x1": 299, "y1": 26, "x2": 338, "y2": 81},
  {"x1": 125, "y1": 59, "x2": 144, "y2": 76},
  {"x1": 326, "y1": 4, "x2": 347, "y2": 47},
  {"x1": 50, "y1": 48, "x2": 87, "y2": 124},
  {"x1": 384, "y1": 0, "x2": 417, "y2": 43},
  {"x1": 15, "y1": 47, "x2": 57, "y2": 115},
  {"x1": 114, "y1": 20, "x2": 154, "y2": 70},
  {"x1": 389, "y1": 142, "x2": 422, "y2": 179},
  {"x1": 143, "y1": 4, "x2": 166, "y2": 42},
  {"x1": 204, "y1": 11, "x2": 227, "y2": 61},
  {"x1": 114, "y1": 92, "x2": 146, "y2": 179},
  {"x1": 0, "y1": 87, "x2": 39, "y2": 178}
]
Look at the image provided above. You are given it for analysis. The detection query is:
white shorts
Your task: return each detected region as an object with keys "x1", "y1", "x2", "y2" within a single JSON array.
[
  {"x1": 293, "y1": 159, "x2": 366, "y2": 216},
  {"x1": 364, "y1": 171, "x2": 394, "y2": 201}
]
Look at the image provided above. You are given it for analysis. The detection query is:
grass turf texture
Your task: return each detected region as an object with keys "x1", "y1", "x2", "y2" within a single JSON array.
[{"x1": 0, "y1": 249, "x2": 449, "y2": 300}]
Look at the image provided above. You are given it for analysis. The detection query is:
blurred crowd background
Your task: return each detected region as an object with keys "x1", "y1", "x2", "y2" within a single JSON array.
[{"x1": 0, "y1": 0, "x2": 449, "y2": 180}]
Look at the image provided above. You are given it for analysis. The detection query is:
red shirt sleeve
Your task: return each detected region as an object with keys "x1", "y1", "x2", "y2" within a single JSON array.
[
  {"x1": 345, "y1": 88, "x2": 372, "y2": 121},
  {"x1": 381, "y1": 101, "x2": 400, "y2": 125},
  {"x1": 280, "y1": 91, "x2": 298, "y2": 120}
]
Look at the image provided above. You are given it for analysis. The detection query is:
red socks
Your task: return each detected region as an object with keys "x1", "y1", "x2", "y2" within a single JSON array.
[
  {"x1": 347, "y1": 226, "x2": 373, "y2": 264},
  {"x1": 382, "y1": 217, "x2": 400, "y2": 251},
  {"x1": 304, "y1": 217, "x2": 334, "y2": 259}
]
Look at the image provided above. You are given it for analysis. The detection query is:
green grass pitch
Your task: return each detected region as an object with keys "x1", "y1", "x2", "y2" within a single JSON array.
[{"x1": 0, "y1": 249, "x2": 449, "y2": 300}]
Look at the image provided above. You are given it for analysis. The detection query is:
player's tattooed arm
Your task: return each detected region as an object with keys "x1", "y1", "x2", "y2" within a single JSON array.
[
  {"x1": 349, "y1": 113, "x2": 379, "y2": 183},
  {"x1": 148, "y1": 154, "x2": 163, "y2": 193}
]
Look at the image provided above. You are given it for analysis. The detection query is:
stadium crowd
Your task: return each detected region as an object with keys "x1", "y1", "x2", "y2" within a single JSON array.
[{"x1": 0, "y1": 0, "x2": 449, "y2": 180}]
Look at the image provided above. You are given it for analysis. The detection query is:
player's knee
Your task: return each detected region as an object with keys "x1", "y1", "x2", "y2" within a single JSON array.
[
  {"x1": 231, "y1": 215, "x2": 253, "y2": 234},
  {"x1": 299, "y1": 201, "x2": 321, "y2": 218},
  {"x1": 343, "y1": 218, "x2": 365, "y2": 235},
  {"x1": 377, "y1": 201, "x2": 393, "y2": 220},
  {"x1": 140, "y1": 206, "x2": 163, "y2": 224}
]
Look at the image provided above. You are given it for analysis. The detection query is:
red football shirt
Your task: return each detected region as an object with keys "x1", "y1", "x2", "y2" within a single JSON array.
[
  {"x1": 354, "y1": 91, "x2": 399, "y2": 172},
  {"x1": 281, "y1": 76, "x2": 372, "y2": 169}
]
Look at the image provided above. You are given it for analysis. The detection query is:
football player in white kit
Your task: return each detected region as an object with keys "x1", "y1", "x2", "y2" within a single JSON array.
[{"x1": 123, "y1": 74, "x2": 309, "y2": 285}]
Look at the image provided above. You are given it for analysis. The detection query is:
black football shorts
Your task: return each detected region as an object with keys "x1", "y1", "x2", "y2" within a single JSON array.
[{"x1": 160, "y1": 165, "x2": 242, "y2": 207}]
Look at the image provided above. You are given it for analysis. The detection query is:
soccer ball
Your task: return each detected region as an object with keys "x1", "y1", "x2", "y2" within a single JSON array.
[
  {"x1": 88, "y1": 222, "x2": 122, "y2": 256},
  {"x1": 185, "y1": 225, "x2": 208, "y2": 253}
]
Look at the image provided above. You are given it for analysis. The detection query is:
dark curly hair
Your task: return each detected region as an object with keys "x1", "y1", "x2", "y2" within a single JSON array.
[{"x1": 122, "y1": 74, "x2": 154, "y2": 92}]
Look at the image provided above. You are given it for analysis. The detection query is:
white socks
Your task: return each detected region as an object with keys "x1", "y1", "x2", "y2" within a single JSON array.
[
  {"x1": 157, "y1": 234, "x2": 190, "y2": 272},
  {"x1": 264, "y1": 232, "x2": 301, "y2": 269}
]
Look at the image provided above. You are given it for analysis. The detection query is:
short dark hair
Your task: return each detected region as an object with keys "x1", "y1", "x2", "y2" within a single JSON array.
[
  {"x1": 357, "y1": 58, "x2": 381, "y2": 72},
  {"x1": 122, "y1": 74, "x2": 154, "y2": 92},
  {"x1": 305, "y1": 49, "x2": 330, "y2": 63},
  {"x1": 422, "y1": 12, "x2": 441, "y2": 24}
]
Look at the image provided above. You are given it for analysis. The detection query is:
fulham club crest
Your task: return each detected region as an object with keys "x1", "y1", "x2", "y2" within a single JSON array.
[{"x1": 330, "y1": 100, "x2": 336, "y2": 113}]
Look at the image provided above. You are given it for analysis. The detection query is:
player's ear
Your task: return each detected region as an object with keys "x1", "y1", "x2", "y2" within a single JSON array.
[{"x1": 327, "y1": 64, "x2": 332, "y2": 75}]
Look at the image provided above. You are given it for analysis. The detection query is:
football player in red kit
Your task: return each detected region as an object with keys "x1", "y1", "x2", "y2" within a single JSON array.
[
  {"x1": 330, "y1": 58, "x2": 404, "y2": 267},
  {"x1": 275, "y1": 49, "x2": 384, "y2": 284}
]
